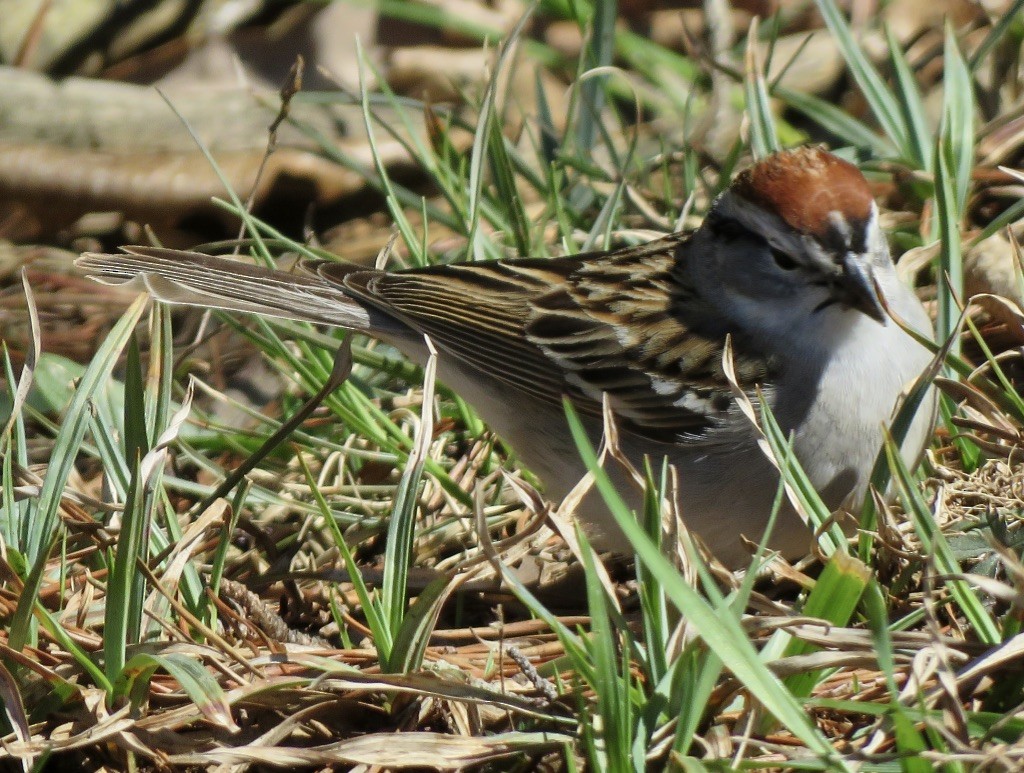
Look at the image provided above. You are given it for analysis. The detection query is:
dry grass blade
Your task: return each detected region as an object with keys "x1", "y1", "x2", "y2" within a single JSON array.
[{"x1": 163, "y1": 731, "x2": 572, "y2": 768}]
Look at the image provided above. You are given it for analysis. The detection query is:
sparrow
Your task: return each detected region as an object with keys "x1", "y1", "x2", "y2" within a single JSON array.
[{"x1": 77, "y1": 147, "x2": 935, "y2": 565}]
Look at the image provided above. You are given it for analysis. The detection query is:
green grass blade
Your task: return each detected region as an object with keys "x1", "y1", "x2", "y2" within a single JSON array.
[
  {"x1": 884, "y1": 26, "x2": 931, "y2": 169},
  {"x1": 388, "y1": 576, "x2": 452, "y2": 674},
  {"x1": 578, "y1": 528, "x2": 635, "y2": 773},
  {"x1": 575, "y1": 0, "x2": 617, "y2": 153},
  {"x1": 117, "y1": 652, "x2": 237, "y2": 731},
  {"x1": 884, "y1": 432, "x2": 1000, "y2": 644},
  {"x1": 104, "y1": 454, "x2": 148, "y2": 685},
  {"x1": 759, "y1": 397, "x2": 845, "y2": 556},
  {"x1": 745, "y1": 19, "x2": 780, "y2": 159},
  {"x1": 942, "y1": 24, "x2": 975, "y2": 217},
  {"x1": 299, "y1": 455, "x2": 390, "y2": 659},
  {"x1": 563, "y1": 401, "x2": 844, "y2": 765},
  {"x1": 858, "y1": 320, "x2": 945, "y2": 561},
  {"x1": 779, "y1": 552, "x2": 871, "y2": 698},
  {"x1": 968, "y1": 0, "x2": 1024, "y2": 71},
  {"x1": 934, "y1": 138, "x2": 964, "y2": 363},
  {"x1": 381, "y1": 341, "x2": 438, "y2": 659},
  {"x1": 861, "y1": 581, "x2": 932, "y2": 771},
  {"x1": 775, "y1": 86, "x2": 893, "y2": 156},
  {"x1": 814, "y1": 0, "x2": 909, "y2": 160},
  {"x1": 9, "y1": 296, "x2": 147, "y2": 651}
]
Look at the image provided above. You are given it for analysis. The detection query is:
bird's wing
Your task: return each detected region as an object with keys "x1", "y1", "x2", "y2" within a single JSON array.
[
  {"x1": 319, "y1": 235, "x2": 777, "y2": 441},
  {"x1": 315, "y1": 256, "x2": 573, "y2": 404},
  {"x1": 526, "y1": 238, "x2": 778, "y2": 438}
]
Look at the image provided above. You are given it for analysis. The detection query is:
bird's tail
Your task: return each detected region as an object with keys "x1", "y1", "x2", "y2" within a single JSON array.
[{"x1": 77, "y1": 246, "x2": 381, "y2": 331}]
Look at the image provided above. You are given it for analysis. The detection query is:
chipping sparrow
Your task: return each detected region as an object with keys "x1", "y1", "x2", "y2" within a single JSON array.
[{"x1": 78, "y1": 147, "x2": 935, "y2": 565}]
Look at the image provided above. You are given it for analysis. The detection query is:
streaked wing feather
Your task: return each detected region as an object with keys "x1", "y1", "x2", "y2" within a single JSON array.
[
  {"x1": 527, "y1": 238, "x2": 777, "y2": 437},
  {"x1": 321, "y1": 234, "x2": 777, "y2": 441},
  {"x1": 318, "y1": 259, "x2": 571, "y2": 403}
]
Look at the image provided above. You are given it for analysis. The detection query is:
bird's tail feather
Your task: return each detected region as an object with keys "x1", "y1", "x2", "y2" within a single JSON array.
[{"x1": 77, "y1": 246, "x2": 379, "y2": 331}]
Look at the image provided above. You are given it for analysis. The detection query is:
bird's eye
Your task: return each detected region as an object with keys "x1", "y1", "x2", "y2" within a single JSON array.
[{"x1": 770, "y1": 247, "x2": 798, "y2": 271}]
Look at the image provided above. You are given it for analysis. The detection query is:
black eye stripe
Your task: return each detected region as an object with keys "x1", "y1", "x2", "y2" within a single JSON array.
[
  {"x1": 709, "y1": 216, "x2": 802, "y2": 269},
  {"x1": 770, "y1": 247, "x2": 799, "y2": 270},
  {"x1": 850, "y1": 221, "x2": 868, "y2": 253},
  {"x1": 708, "y1": 216, "x2": 749, "y2": 241},
  {"x1": 819, "y1": 218, "x2": 868, "y2": 254}
]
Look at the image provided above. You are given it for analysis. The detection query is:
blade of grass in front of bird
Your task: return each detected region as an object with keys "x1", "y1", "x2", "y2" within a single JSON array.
[
  {"x1": 633, "y1": 461, "x2": 723, "y2": 759},
  {"x1": 656, "y1": 487, "x2": 749, "y2": 758},
  {"x1": 858, "y1": 306, "x2": 948, "y2": 561},
  {"x1": 636, "y1": 459, "x2": 669, "y2": 683},
  {"x1": 638, "y1": 466, "x2": 697, "y2": 753},
  {"x1": 299, "y1": 453, "x2": 390, "y2": 659},
  {"x1": 380, "y1": 336, "x2": 438, "y2": 665},
  {"x1": 563, "y1": 400, "x2": 846, "y2": 764},
  {"x1": 723, "y1": 343, "x2": 842, "y2": 556},
  {"x1": 759, "y1": 397, "x2": 845, "y2": 556}
]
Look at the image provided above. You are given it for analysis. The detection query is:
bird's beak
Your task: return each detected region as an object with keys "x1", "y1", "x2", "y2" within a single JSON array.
[{"x1": 840, "y1": 253, "x2": 886, "y2": 323}]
